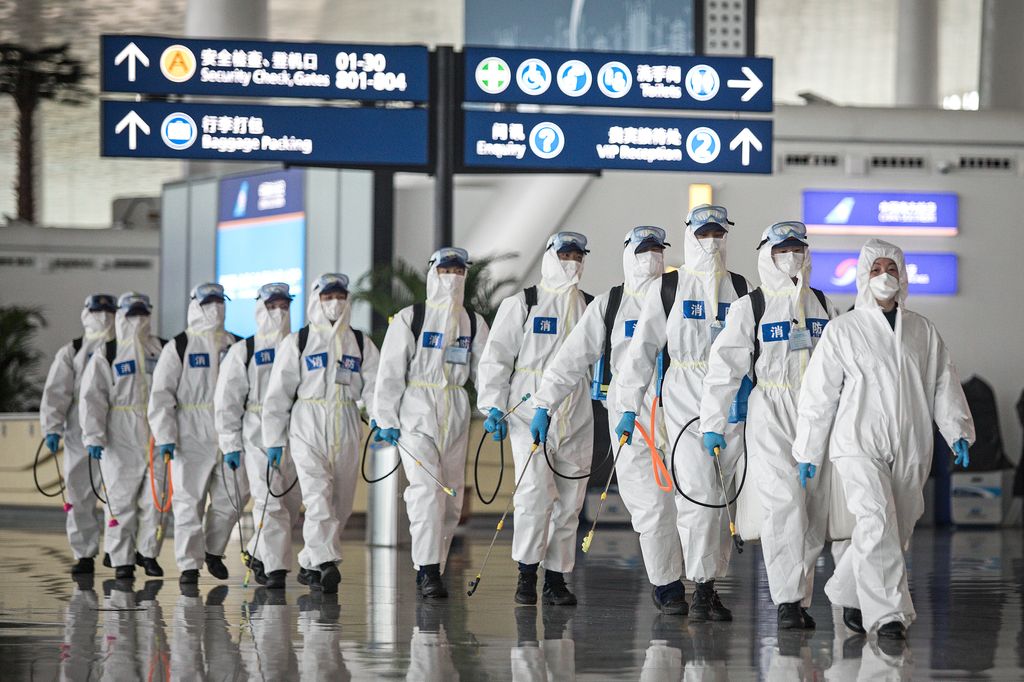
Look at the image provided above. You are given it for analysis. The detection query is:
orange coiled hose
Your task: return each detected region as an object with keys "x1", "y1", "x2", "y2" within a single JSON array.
[
  {"x1": 148, "y1": 437, "x2": 173, "y2": 512},
  {"x1": 633, "y1": 399, "x2": 673, "y2": 492}
]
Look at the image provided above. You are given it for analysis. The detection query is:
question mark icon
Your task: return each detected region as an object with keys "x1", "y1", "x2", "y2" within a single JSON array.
[
  {"x1": 529, "y1": 122, "x2": 564, "y2": 159},
  {"x1": 538, "y1": 128, "x2": 555, "y2": 152}
]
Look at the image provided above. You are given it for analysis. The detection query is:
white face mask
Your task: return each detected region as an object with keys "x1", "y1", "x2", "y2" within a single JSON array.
[
  {"x1": 438, "y1": 273, "x2": 465, "y2": 296},
  {"x1": 201, "y1": 302, "x2": 225, "y2": 326},
  {"x1": 559, "y1": 259, "x2": 583, "y2": 282},
  {"x1": 773, "y1": 251, "x2": 805, "y2": 278},
  {"x1": 321, "y1": 299, "x2": 348, "y2": 323},
  {"x1": 266, "y1": 307, "x2": 289, "y2": 330},
  {"x1": 698, "y1": 236, "x2": 724, "y2": 255},
  {"x1": 634, "y1": 251, "x2": 664, "y2": 278},
  {"x1": 869, "y1": 273, "x2": 901, "y2": 301},
  {"x1": 84, "y1": 311, "x2": 114, "y2": 334}
]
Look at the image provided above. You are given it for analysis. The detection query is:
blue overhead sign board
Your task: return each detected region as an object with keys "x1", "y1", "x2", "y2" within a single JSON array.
[
  {"x1": 804, "y1": 190, "x2": 959, "y2": 236},
  {"x1": 464, "y1": 46, "x2": 772, "y2": 112},
  {"x1": 811, "y1": 251, "x2": 959, "y2": 296},
  {"x1": 101, "y1": 34, "x2": 429, "y2": 102},
  {"x1": 101, "y1": 100, "x2": 428, "y2": 168},
  {"x1": 463, "y1": 111, "x2": 771, "y2": 174}
]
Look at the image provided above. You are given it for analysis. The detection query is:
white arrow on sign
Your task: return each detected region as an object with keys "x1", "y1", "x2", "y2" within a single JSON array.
[
  {"x1": 114, "y1": 42, "x2": 149, "y2": 82},
  {"x1": 726, "y1": 66, "x2": 763, "y2": 102},
  {"x1": 729, "y1": 128, "x2": 762, "y2": 167},
  {"x1": 114, "y1": 111, "x2": 150, "y2": 150}
]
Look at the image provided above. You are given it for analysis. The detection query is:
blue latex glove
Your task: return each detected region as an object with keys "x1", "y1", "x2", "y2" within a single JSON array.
[
  {"x1": 267, "y1": 447, "x2": 283, "y2": 468},
  {"x1": 377, "y1": 428, "x2": 401, "y2": 446},
  {"x1": 87, "y1": 445, "x2": 103, "y2": 460},
  {"x1": 530, "y1": 408, "x2": 550, "y2": 444},
  {"x1": 44, "y1": 433, "x2": 61, "y2": 454},
  {"x1": 798, "y1": 463, "x2": 817, "y2": 488},
  {"x1": 702, "y1": 432, "x2": 727, "y2": 457},
  {"x1": 158, "y1": 443, "x2": 175, "y2": 460},
  {"x1": 952, "y1": 438, "x2": 970, "y2": 469},
  {"x1": 484, "y1": 407, "x2": 508, "y2": 442},
  {"x1": 615, "y1": 411, "x2": 636, "y2": 445},
  {"x1": 224, "y1": 451, "x2": 241, "y2": 470},
  {"x1": 369, "y1": 419, "x2": 378, "y2": 434}
]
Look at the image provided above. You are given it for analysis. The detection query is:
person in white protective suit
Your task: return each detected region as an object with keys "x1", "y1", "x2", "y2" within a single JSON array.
[
  {"x1": 261, "y1": 273, "x2": 380, "y2": 594},
  {"x1": 533, "y1": 226, "x2": 687, "y2": 615},
  {"x1": 148, "y1": 282, "x2": 244, "y2": 586},
  {"x1": 215, "y1": 282, "x2": 302, "y2": 591},
  {"x1": 793, "y1": 238, "x2": 974, "y2": 640},
  {"x1": 614, "y1": 204, "x2": 754, "y2": 622},
  {"x1": 478, "y1": 231, "x2": 593, "y2": 607},
  {"x1": 79, "y1": 293, "x2": 168, "y2": 581},
  {"x1": 699, "y1": 221, "x2": 841, "y2": 630},
  {"x1": 40, "y1": 293, "x2": 117, "y2": 575},
  {"x1": 372, "y1": 247, "x2": 490, "y2": 599}
]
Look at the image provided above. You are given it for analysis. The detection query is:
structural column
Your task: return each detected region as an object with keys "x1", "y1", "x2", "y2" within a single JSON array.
[
  {"x1": 979, "y1": 0, "x2": 1024, "y2": 110},
  {"x1": 894, "y1": 0, "x2": 939, "y2": 107}
]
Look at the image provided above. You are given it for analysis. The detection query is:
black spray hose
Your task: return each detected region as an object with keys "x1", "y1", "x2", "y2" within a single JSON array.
[
  {"x1": 33, "y1": 439, "x2": 66, "y2": 498},
  {"x1": 88, "y1": 456, "x2": 108, "y2": 505},
  {"x1": 669, "y1": 416, "x2": 748, "y2": 508},
  {"x1": 541, "y1": 438, "x2": 614, "y2": 481},
  {"x1": 473, "y1": 431, "x2": 504, "y2": 505},
  {"x1": 266, "y1": 454, "x2": 298, "y2": 498},
  {"x1": 361, "y1": 423, "x2": 401, "y2": 484}
]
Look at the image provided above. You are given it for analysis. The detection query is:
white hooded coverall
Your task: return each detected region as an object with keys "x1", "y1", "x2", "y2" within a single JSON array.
[
  {"x1": 372, "y1": 264, "x2": 490, "y2": 571},
  {"x1": 615, "y1": 226, "x2": 752, "y2": 583},
  {"x1": 79, "y1": 309, "x2": 167, "y2": 567},
  {"x1": 534, "y1": 242, "x2": 682, "y2": 586},
  {"x1": 147, "y1": 299, "x2": 242, "y2": 571},
  {"x1": 40, "y1": 308, "x2": 114, "y2": 560},
  {"x1": 477, "y1": 248, "x2": 593, "y2": 573},
  {"x1": 793, "y1": 238, "x2": 975, "y2": 633},
  {"x1": 700, "y1": 242, "x2": 840, "y2": 607},
  {"x1": 215, "y1": 301, "x2": 301, "y2": 574},
  {"x1": 261, "y1": 289, "x2": 379, "y2": 569}
]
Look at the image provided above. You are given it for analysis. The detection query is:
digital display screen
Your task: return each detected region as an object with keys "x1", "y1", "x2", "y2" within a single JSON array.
[
  {"x1": 216, "y1": 169, "x2": 306, "y2": 337},
  {"x1": 803, "y1": 190, "x2": 958, "y2": 236}
]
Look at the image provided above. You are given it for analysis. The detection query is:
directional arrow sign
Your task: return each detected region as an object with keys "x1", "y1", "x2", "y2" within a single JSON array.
[
  {"x1": 726, "y1": 66, "x2": 763, "y2": 102},
  {"x1": 113, "y1": 41, "x2": 149, "y2": 82},
  {"x1": 114, "y1": 110, "x2": 150, "y2": 150},
  {"x1": 728, "y1": 127, "x2": 763, "y2": 167},
  {"x1": 463, "y1": 111, "x2": 772, "y2": 174}
]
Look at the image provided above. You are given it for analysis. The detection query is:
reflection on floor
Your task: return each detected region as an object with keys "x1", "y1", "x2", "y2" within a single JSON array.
[{"x1": 0, "y1": 520, "x2": 1021, "y2": 680}]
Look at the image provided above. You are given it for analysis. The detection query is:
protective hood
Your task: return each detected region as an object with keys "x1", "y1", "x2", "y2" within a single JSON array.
[
  {"x1": 255, "y1": 301, "x2": 291, "y2": 344},
  {"x1": 540, "y1": 247, "x2": 582, "y2": 292},
  {"x1": 307, "y1": 285, "x2": 351, "y2": 333},
  {"x1": 426, "y1": 263, "x2": 466, "y2": 307},
  {"x1": 682, "y1": 223, "x2": 727, "y2": 273},
  {"x1": 186, "y1": 298, "x2": 225, "y2": 334},
  {"x1": 624, "y1": 241, "x2": 664, "y2": 293},
  {"x1": 81, "y1": 308, "x2": 114, "y2": 341},
  {"x1": 854, "y1": 238, "x2": 909, "y2": 311},
  {"x1": 758, "y1": 241, "x2": 809, "y2": 292},
  {"x1": 114, "y1": 308, "x2": 151, "y2": 342}
]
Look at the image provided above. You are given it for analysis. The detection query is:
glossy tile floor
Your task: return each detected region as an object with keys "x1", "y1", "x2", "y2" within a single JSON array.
[{"x1": 0, "y1": 515, "x2": 1022, "y2": 680}]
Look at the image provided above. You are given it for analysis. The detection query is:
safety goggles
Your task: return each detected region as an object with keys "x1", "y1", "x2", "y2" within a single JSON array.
[
  {"x1": 190, "y1": 282, "x2": 229, "y2": 304},
  {"x1": 686, "y1": 204, "x2": 734, "y2": 234},
  {"x1": 257, "y1": 282, "x2": 293, "y2": 303},
  {"x1": 429, "y1": 247, "x2": 471, "y2": 269},
  {"x1": 84, "y1": 293, "x2": 117, "y2": 313},
  {"x1": 314, "y1": 273, "x2": 349, "y2": 295},
  {"x1": 758, "y1": 221, "x2": 809, "y2": 250},
  {"x1": 624, "y1": 225, "x2": 670, "y2": 253},
  {"x1": 547, "y1": 231, "x2": 590, "y2": 255},
  {"x1": 117, "y1": 292, "x2": 152, "y2": 316}
]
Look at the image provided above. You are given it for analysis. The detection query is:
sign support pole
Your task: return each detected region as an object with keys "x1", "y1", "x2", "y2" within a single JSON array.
[{"x1": 433, "y1": 45, "x2": 455, "y2": 249}]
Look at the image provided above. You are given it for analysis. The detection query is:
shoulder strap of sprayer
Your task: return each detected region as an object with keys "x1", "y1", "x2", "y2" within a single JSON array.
[
  {"x1": 598, "y1": 285, "x2": 625, "y2": 394},
  {"x1": 244, "y1": 336, "x2": 255, "y2": 368},
  {"x1": 410, "y1": 303, "x2": 477, "y2": 347},
  {"x1": 729, "y1": 271, "x2": 748, "y2": 299},
  {"x1": 72, "y1": 337, "x2": 83, "y2": 354},
  {"x1": 810, "y1": 287, "x2": 828, "y2": 315},
  {"x1": 749, "y1": 288, "x2": 766, "y2": 387},
  {"x1": 656, "y1": 271, "x2": 680, "y2": 399}
]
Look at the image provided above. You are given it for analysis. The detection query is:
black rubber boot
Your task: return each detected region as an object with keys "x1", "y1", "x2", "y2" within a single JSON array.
[
  {"x1": 800, "y1": 607, "x2": 816, "y2": 629},
  {"x1": 843, "y1": 607, "x2": 866, "y2": 634},
  {"x1": 297, "y1": 567, "x2": 321, "y2": 588},
  {"x1": 689, "y1": 580, "x2": 732, "y2": 622},
  {"x1": 135, "y1": 553, "x2": 164, "y2": 577},
  {"x1": 205, "y1": 553, "x2": 229, "y2": 580},
  {"x1": 319, "y1": 562, "x2": 341, "y2": 594},
  {"x1": 242, "y1": 551, "x2": 267, "y2": 585},
  {"x1": 652, "y1": 580, "x2": 688, "y2": 615},
  {"x1": 419, "y1": 564, "x2": 448, "y2": 599},
  {"x1": 515, "y1": 563, "x2": 539, "y2": 605},
  {"x1": 778, "y1": 602, "x2": 804, "y2": 629},
  {"x1": 266, "y1": 570, "x2": 287, "y2": 590},
  {"x1": 877, "y1": 621, "x2": 906, "y2": 640},
  {"x1": 71, "y1": 557, "x2": 95, "y2": 575},
  {"x1": 114, "y1": 564, "x2": 135, "y2": 581},
  {"x1": 541, "y1": 571, "x2": 577, "y2": 606},
  {"x1": 179, "y1": 569, "x2": 199, "y2": 585}
]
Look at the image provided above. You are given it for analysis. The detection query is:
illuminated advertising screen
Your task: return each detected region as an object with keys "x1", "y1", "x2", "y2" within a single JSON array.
[
  {"x1": 810, "y1": 251, "x2": 958, "y2": 296},
  {"x1": 216, "y1": 169, "x2": 305, "y2": 337},
  {"x1": 803, "y1": 190, "x2": 959, "y2": 236}
]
